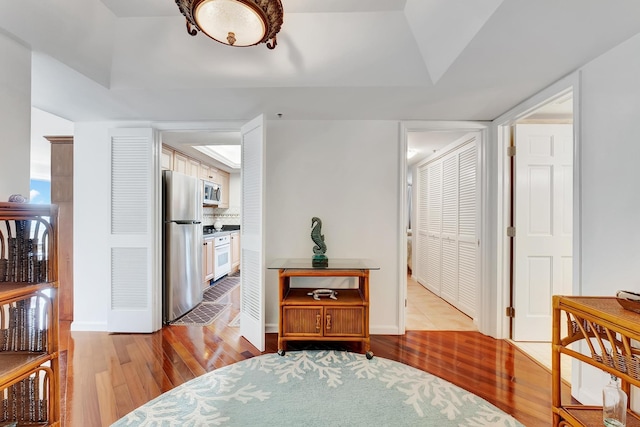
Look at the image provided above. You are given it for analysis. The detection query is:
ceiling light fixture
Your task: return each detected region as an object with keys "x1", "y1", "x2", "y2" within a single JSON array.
[{"x1": 175, "y1": 0, "x2": 283, "y2": 49}]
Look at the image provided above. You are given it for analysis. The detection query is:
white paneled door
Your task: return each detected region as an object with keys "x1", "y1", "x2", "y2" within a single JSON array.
[
  {"x1": 514, "y1": 124, "x2": 573, "y2": 341},
  {"x1": 240, "y1": 115, "x2": 266, "y2": 351}
]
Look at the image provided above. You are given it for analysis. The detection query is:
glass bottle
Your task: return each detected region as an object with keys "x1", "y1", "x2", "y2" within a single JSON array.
[{"x1": 603, "y1": 374, "x2": 627, "y2": 427}]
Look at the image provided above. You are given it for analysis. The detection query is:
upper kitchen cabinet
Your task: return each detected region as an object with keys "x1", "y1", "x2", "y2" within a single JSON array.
[
  {"x1": 161, "y1": 146, "x2": 174, "y2": 170},
  {"x1": 187, "y1": 158, "x2": 200, "y2": 178},
  {"x1": 218, "y1": 171, "x2": 230, "y2": 208},
  {"x1": 173, "y1": 151, "x2": 189, "y2": 175},
  {"x1": 200, "y1": 164, "x2": 219, "y2": 184},
  {"x1": 162, "y1": 145, "x2": 231, "y2": 208}
]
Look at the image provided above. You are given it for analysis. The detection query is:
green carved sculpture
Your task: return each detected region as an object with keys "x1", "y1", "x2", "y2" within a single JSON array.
[{"x1": 311, "y1": 217, "x2": 328, "y2": 266}]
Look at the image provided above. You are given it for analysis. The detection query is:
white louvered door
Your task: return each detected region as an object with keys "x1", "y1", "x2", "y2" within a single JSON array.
[
  {"x1": 240, "y1": 115, "x2": 266, "y2": 351},
  {"x1": 108, "y1": 128, "x2": 160, "y2": 333},
  {"x1": 415, "y1": 164, "x2": 429, "y2": 286},
  {"x1": 457, "y1": 143, "x2": 478, "y2": 317},
  {"x1": 414, "y1": 135, "x2": 478, "y2": 318},
  {"x1": 440, "y1": 153, "x2": 458, "y2": 304},
  {"x1": 425, "y1": 162, "x2": 442, "y2": 294}
]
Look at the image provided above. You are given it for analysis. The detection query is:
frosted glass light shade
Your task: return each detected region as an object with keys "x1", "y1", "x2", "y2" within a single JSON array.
[
  {"x1": 176, "y1": 0, "x2": 283, "y2": 49},
  {"x1": 195, "y1": 0, "x2": 266, "y2": 46}
]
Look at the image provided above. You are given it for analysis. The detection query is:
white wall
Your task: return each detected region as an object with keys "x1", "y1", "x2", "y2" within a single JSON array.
[
  {"x1": 265, "y1": 120, "x2": 401, "y2": 333},
  {"x1": 574, "y1": 31, "x2": 640, "y2": 404},
  {"x1": 0, "y1": 32, "x2": 31, "y2": 200},
  {"x1": 580, "y1": 33, "x2": 640, "y2": 297},
  {"x1": 72, "y1": 122, "x2": 112, "y2": 330}
]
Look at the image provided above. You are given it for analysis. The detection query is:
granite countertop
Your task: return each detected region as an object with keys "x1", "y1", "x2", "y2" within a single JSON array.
[{"x1": 203, "y1": 225, "x2": 240, "y2": 237}]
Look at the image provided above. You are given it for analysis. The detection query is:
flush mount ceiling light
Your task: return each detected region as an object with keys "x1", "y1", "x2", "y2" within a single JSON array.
[{"x1": 175, "y1": 0, "x2": 283, "y2": 49}]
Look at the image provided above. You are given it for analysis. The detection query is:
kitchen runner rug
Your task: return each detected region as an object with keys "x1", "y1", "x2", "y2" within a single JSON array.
[
  {"x1": 111, "y1": 350, "x2": 524, "y2": 427},
  {"x1": 170, "y1": 302, "x2": 230, "y2": 326},
  {"x1": 202, "y1": 272, "x2": 240, "y2": 302},
  {"x1": 171, "y1": 273, "x2": 240, "y2": 326}
]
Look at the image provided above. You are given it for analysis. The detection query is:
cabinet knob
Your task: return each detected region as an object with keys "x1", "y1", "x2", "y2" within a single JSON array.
[
  {"x1": 326, "y1": 314, "x2": 331, "y2": 331},
  {"x1": 315, "y1": 314, "x2": 321, "y2": 330}
]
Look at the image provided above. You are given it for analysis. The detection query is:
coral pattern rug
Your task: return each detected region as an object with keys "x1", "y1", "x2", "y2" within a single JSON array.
[{"x1": 111, "y1": 350, "x2": 523, "y2": 426}]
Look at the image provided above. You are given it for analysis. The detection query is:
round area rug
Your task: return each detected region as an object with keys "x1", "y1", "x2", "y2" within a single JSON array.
[{"x1": 111, "y1": 350, "x2": 524, "y2": 426}]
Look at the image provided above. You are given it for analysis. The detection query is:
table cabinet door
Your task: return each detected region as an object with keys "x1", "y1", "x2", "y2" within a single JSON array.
[
  {"x1": 283, "y1": 307, "x2": 322, "y2": 336},
  {"x1": 325, "y1": 307, "x2": 364, "y2": 336}
]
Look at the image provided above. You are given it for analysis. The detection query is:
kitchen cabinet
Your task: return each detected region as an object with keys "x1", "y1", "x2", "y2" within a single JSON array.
[
  {"x1": 161, "y1": 145, "x2": 230, "y2": 208},
  {"x1": 173, "y1": 152, "x2": 189, "y2": 175},
  {"x1": 187, "y1": 158, "x2": 200, "y2": 178},
  {"x1": 230, "y1": 231, "x2": 240, "y2": 274},
  {"x1": 0, "y1": 203, "x2": 60, "y2": 426},
  {"x1": 203, "y1": 237, "x2": 215, "y2": 289},
  {"x1": 270, "y1": 259, "x2": 378, "y2": 359},
  {"x1": 552, "y1": 296, "x2": 640, "y2": 426},
  {"x1": 161, "y1": 146, "x2": 174, "y2": 170},
  {"x1": 200, "y1": 164, "x2": 219, "y2": 183},
  {"x1": 218, "y1": 170, "x2": 230, "y2": 208}
]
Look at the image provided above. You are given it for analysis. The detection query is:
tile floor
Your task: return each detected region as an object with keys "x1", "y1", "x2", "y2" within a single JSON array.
[{"x1": 405, "y1": 273, "x2": 571, "y2": 383}]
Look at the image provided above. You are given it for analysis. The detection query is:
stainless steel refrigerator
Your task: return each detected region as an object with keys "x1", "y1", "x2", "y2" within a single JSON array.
[{"x1": 163, "y1": 170, "x2": 203, "y2": 323}]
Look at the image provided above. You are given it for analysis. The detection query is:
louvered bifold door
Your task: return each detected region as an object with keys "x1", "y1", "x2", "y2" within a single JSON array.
[
  {"x1": 440, "y1": 152, "x2": 458, "y2": 305},
  {"x1": 240, "y1": 115, "x2": 266, "y2": 352},
  {"x1": 425, "y1": 162, "x2": 442, "y2": 295},
  {"x1": 456, "y1": 141, "x2": 478, "y2": 317},
  {"x1": 108, "y1": 128, "x2": 159, "y2": 333},
  {"x1": 415, "y1": 164, "x2": 429, "y2": 286}
]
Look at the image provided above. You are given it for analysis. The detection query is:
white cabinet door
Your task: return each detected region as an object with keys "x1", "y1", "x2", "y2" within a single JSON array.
[{"x1": 514, "y1": 124, "x2": 573, "y2": 341}]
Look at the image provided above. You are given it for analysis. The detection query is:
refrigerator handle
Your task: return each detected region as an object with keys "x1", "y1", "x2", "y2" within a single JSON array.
[{"x1": 166, "y1": 220, "x2": 202, "y2": 225}]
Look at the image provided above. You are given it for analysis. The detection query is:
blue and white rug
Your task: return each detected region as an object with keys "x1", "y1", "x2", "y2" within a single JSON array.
[{"x1": 112, "y1": 350, "x2": 523, "y2": 426}]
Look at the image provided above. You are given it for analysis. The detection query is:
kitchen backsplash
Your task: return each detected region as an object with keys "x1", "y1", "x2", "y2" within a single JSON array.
[{"x1": 203, "y1": 206, "x2": 240, "y2": 226}]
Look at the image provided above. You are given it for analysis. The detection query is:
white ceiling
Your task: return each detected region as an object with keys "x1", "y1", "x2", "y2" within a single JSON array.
[{"x1": 3, "y1": 0, "x2": 639, "y2": 167}]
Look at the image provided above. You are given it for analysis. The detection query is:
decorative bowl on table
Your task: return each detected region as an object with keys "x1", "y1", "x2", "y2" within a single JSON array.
[{"x1": 616, "y1": 290, "x2": 640, "y2": 314}]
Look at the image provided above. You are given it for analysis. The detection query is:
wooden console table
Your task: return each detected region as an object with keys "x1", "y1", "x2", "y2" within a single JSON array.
[{"x1": 269, "y1": 258, "x2": 379, "y2": 359}]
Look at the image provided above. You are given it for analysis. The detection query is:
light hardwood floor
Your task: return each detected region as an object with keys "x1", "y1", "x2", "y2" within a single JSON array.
[{"x1": 405, "y1": 273, "x2": 477, "y2": 331}]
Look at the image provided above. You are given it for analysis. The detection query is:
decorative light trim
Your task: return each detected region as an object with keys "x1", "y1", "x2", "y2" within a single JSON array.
[{"x1": 175, "y1": 0, "x2": 283, "y2": 49}]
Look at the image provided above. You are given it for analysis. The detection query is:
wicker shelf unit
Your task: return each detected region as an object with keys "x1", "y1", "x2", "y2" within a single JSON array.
[
  {"x1": 552, "y1": 296, "x2": 640, "y2": 426},
  {"x1": 0, "y1": 203, "x2": 59, "y2": 427}
]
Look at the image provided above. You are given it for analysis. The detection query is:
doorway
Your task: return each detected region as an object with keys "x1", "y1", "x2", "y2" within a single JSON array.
[
  {"x1": 509, "y1": 91, "x2": 574, "y2": 340},
  {"x1": 503, "y1": 89, "x2": 576, "y2": 376},
  {"x1": 402, "y1": 122, "x2": 487, "y2": 333}
]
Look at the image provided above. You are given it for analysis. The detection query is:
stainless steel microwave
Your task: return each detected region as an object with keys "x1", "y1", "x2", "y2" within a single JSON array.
[{"x1": 203, "y1": 180, "x2": 221, "y2": 205}]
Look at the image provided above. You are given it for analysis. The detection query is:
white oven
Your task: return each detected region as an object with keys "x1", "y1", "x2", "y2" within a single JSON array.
[{"x1": 213, "y1": 234, "x2": 231, "y2": 281}]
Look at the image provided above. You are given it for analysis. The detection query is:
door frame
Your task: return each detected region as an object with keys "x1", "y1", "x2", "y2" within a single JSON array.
[
  {"x1": 399, "y1": 121, "x2": 489, "y2": 335},
  {"x1": 493, "y1": 71, "x2": 582, "y2": 339}
]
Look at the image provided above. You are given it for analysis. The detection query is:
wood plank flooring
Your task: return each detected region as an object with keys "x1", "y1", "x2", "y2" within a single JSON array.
[{"x1": 59, "y1": 286, "x2": 571, "y2": 426}]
